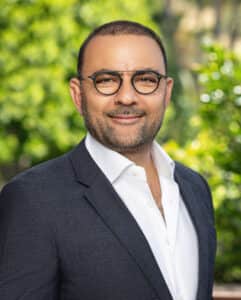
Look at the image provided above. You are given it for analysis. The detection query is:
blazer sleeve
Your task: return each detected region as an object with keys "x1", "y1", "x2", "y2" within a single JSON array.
[{"x1": 0, "y1": 180, "x2": 59, "y2": 300}]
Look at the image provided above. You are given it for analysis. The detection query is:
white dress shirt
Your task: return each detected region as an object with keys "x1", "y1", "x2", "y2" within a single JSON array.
[{"x1": 85, "y1": 133, "x2": 198, "y2": 300}]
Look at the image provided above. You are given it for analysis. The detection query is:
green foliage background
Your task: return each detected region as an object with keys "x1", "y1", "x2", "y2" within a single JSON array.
[
  {"x1": 165, "y1": 43, "x2": 241, "y2": 282},
  {"x1": 0, "y1": 0, "x2": 240, "y2": 283}
]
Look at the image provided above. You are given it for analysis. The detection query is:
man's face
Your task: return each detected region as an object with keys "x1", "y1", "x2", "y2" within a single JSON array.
[{"x1": 70, "y1": 34, "x2": 173, "y2": 153}]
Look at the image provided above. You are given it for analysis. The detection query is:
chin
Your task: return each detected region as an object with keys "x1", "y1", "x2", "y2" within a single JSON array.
[{"x1": 104, "y1": 136, "x2": 151, "y2": 154}]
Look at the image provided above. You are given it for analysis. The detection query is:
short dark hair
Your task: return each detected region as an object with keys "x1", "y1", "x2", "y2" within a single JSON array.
[{"x1": 77, "y1": 20, "x2": 167, "y2": 76}]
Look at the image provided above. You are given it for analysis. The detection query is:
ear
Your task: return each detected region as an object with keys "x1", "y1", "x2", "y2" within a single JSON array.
[
  {"x1": 164, "y1": 77, "x2": 174, "y2": 107},
  {"x1": 69, "y1": 77, "x2": 83, "y2": 115}
]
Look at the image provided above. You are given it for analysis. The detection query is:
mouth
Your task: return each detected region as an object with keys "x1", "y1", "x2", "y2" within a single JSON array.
[
  {"x1": 106, "y1": 108, "x2": 146, "y2": 125},
  {"x1": 108, "y1": 114, "x2": 144, "y2": 125}
]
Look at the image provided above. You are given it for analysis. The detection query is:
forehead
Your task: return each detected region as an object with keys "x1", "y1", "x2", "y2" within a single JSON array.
[{"x1": 82, "y1": 34, "x2": 165, "y2": 74}]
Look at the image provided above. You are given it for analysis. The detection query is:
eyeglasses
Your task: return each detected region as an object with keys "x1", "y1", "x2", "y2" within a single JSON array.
[{"x1": 78, "y1": 69, "x2": 168, "y2": 96}]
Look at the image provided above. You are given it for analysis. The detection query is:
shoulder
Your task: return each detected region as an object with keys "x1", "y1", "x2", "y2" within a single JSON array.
[
  {"x1": 174, "y1": 160, "x2": 201, "y2": 179},
  {"x1": 2, "y1": 152, "x2": 69, "y2": 190},
  {"x1": 174, "y1": 160, "x2": 214, "y2": 218},
  {"x1": 0, "y1": 145, "x2": 83, "y2": 207},
  {"x1": 174, "y1": 160, "x2": 210, "y2": 190}
]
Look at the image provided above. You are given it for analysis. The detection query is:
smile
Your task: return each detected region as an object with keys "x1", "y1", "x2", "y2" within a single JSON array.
[{"x1": 109, "y1": 114, "x2": 144, "y2": 125}]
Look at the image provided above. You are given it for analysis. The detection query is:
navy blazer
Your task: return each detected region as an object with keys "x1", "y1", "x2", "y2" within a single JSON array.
[{"x1": 0, "y1": 139, "x2": 216, "y2": 300}]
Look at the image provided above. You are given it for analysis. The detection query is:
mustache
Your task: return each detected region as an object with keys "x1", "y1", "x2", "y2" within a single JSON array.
[{"x1": 106, "y1": 107, "x2": 145, "y2": 117}]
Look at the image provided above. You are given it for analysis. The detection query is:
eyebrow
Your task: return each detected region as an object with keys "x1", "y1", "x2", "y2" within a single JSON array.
[{"x1": 92, "y1": 68, "x2": 162, "y2": 74}]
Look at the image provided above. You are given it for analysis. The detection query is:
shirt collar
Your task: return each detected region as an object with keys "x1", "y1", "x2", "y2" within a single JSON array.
[
  {"x1": 85, "y1": 133, "x2": 134, "y2": 183},
  {"x1": 151, "y1": 140, "x2": 175, "y2": 180},
  {"x1": 85, "y1": 132, "x2": 175, "y2": 183}
]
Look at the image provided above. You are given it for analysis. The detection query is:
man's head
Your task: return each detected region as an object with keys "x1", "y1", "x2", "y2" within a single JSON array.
[
  {"x1": 77, "y1": 20, "x2": 168, "y2": 76},
  {"x1": 70, "y1": 20, "x2": 173, "y2": 154}
]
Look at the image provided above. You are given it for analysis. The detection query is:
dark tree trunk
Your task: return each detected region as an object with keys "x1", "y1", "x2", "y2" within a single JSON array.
[{"x1": 213, "y1": 0, "x2": 222, "y2": 38}]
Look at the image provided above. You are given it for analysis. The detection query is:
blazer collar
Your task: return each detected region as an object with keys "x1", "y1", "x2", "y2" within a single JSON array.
[
  {"x1": 174, "y1": 162, "x2": 211, "y2": 300},
  {"x1": 68, "y1": 138, "x2": 100, "y2": 187},
  {"x1": 69, "y1": 139, "x2": 173, "y2": 300}
]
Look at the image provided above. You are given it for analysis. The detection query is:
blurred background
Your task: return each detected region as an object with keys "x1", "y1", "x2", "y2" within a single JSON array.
[{"x1": 0, "y1": 0, "x2": 240, "y2": 285}]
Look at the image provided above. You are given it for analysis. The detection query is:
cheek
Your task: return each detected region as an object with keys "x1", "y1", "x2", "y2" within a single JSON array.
[
  {"x1": 147, "y1": 100, "x2": 165, "y2": 116},
  {"x1": 89, "y1": 103, "x2": 117, "y2": 126},
  {"x1": 92, "y1": 103, "x2": 109, "y2": 116},
  {"x1": 83, "y1": 95, "x2": 108, "y2": 115}
]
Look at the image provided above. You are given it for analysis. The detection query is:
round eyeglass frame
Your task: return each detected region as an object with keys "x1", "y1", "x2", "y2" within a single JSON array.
[{"x1": 78, "y1": 70, "x2": 168, "y2": 96}]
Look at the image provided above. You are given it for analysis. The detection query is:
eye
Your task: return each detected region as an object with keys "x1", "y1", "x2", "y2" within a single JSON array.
[
  {"x1": 96, "y1": 77, "x2": 113, "y2": 84},
  {"x1": 134, "y1": 72, "x2": 159, "y2": 84},
  {"x1": 95, "y1": 73, "x2": 119, "y2": 85},
  {"x1": 141, "y1": 76, "x2": 157, "y2": 83}
]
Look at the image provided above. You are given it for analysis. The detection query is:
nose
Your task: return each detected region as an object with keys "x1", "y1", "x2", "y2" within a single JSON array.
[{"x1": 114, "y1": 77, "x2": 138, "y2": 105}]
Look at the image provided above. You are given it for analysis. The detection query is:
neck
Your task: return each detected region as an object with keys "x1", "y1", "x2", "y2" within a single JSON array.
[{"x1": 119, "y1": 143, "x2": 153, "y2": 171}]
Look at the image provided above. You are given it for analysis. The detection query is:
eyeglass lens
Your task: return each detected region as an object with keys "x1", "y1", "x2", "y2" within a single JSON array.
[
  {"x1": 94, "y1": 73, "x2": 120, "y2": 95},
  {"x1": 93, "y1": 71, "x2": 161, "y2": 95}
]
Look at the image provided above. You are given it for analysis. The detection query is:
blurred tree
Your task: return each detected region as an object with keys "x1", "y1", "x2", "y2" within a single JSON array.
[
  {"x1": 164, "y1": 42, "x2": 241, "y2": 282},
  {"x1": 197, "y1": 43, "x2": 241, "y2": 282},
  {"x1": 151, "y1": 0, "x2": 187, "y2": 144},
  {"x1": 151, "y1": 0, "x2": 241, "y2": 146}
]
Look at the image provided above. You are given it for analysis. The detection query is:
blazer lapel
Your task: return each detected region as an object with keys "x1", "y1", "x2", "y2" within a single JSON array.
[
  {"x1": 174, "y1": 163, "x2": 211, "y2": 300},
  {"x1": 69, "y1": 140, "x2": 173, "y2": 300}
]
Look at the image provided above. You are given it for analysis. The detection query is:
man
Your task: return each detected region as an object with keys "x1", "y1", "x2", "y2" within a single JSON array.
[{"x1": 0, "y1": 20, "x2": 216, "y2": 300}]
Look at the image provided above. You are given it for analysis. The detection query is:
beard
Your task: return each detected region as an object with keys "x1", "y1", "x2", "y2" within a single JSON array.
[{"x1": 81, "y1": 93, "x2": 166, "y2": 154}]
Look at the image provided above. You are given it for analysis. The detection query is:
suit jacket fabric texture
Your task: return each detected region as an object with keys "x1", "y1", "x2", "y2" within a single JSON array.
[{"x1": 0, "y1": 139, "x2": 217, "y2": 300}]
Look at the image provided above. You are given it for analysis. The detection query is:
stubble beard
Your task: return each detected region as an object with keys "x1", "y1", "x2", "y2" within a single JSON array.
[{"x1": 81, "y1": 93, "x2": 165, "y2": 154}]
